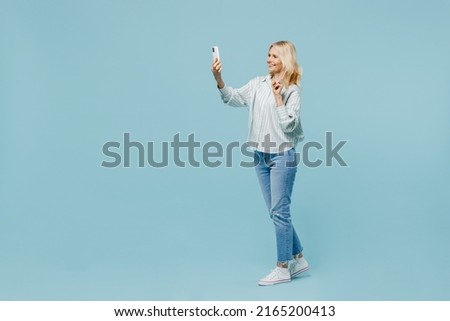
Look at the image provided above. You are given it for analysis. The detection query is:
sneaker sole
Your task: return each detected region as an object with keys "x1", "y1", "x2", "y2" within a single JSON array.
[
  {"x1": 258, "y1": 278, "x2": 291, "y2": 286},
  {"x1": 291, "y1": 265, "x2": 310, "y2": 278}
]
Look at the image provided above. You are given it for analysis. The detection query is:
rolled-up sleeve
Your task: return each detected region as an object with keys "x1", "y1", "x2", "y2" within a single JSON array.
[{"x1": 219, "y1": 80, "x2": 253, "y2": 108}]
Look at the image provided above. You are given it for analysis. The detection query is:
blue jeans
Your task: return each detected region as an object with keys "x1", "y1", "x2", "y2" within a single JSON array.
[{"x1": 254, "y1": 148, "x2": 303, "y2": 263}]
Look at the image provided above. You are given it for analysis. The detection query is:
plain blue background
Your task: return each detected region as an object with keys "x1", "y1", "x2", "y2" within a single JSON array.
[{"x1": 1, "y1": 0, "x2": 449, "y2": 300}]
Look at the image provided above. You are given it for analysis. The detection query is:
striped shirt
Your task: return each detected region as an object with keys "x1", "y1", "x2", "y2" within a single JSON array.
[{"x1": 219, "y1": 75, "x2": 304, "y2": 153}]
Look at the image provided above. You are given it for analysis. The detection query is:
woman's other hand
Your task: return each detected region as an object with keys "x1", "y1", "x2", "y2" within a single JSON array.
[{"x1": 272, "y1": 80, "x2": 283, "y2": 107}]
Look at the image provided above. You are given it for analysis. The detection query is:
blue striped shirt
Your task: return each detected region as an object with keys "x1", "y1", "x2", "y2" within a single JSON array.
[{"x1": 219, "y1": 75, "x2": 304, "y2": 153}]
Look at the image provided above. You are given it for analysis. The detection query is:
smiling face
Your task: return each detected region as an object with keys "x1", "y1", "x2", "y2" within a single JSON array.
[{"x1": 267, "y1": 47, "x2": 283, "y2": 76}]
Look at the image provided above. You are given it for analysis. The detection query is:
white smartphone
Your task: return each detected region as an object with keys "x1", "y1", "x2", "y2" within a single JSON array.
[{"x1": 212, "y1": 46, "x2": 220, "y2": 61}]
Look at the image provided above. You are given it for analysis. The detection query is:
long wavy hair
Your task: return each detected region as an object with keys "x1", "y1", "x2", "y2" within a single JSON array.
[{"x1": 269, "y1": 40, "x2": 302, "y2": 87}]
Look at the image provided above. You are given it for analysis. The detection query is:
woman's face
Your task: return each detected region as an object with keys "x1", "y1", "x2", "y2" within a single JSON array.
[{"x1": 267, "y1": 47, "x2": 283, "y2": 75}]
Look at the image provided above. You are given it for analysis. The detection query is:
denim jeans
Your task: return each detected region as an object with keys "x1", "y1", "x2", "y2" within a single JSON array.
[{"x1": 254, "y1": 148, "x2": 303, "y2": 263}]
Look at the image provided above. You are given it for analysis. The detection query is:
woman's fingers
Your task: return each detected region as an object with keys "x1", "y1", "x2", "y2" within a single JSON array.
[
  {"x1": 272, "y1": 80, "x2": 282, "y2": 94},
  {"x1": 211, "y1": 60, "x2": 222, "y2": 73}
]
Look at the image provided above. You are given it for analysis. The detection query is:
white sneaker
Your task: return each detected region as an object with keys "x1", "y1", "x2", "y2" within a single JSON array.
[
  {"x1": 289, "y1": 257, "x2": 310, "y2": 278},
  {"x1": 258, "y1": 267, "x2": 291, "y2": 286}
]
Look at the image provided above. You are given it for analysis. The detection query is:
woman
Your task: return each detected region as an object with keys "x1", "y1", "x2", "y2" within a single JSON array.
[{"x1": 211, "y1": 40, "x2": 309, "y2": 286}]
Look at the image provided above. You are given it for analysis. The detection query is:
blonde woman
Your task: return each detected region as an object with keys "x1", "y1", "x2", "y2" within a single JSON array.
[{"x1": 211, "y1": 41, "x2": 309, "y2": 286}]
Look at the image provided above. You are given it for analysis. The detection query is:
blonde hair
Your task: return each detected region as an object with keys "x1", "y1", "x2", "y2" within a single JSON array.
[{"x1": 269, "y1": 40, "x2": 302, "y2": 87}]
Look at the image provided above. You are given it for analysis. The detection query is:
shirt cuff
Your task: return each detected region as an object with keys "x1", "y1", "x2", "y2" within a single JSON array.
[
  {"x1": 218, "y1": 85, "x2": 232, "y2": 103},
  {"x1": 219, "y1": 85, "x2": 231, "y2": 94}
]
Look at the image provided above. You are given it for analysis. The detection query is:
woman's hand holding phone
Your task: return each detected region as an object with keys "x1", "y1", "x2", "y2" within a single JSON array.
[{"x1": 211, "y1": 46, "x2": 225, "y2": 89}]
